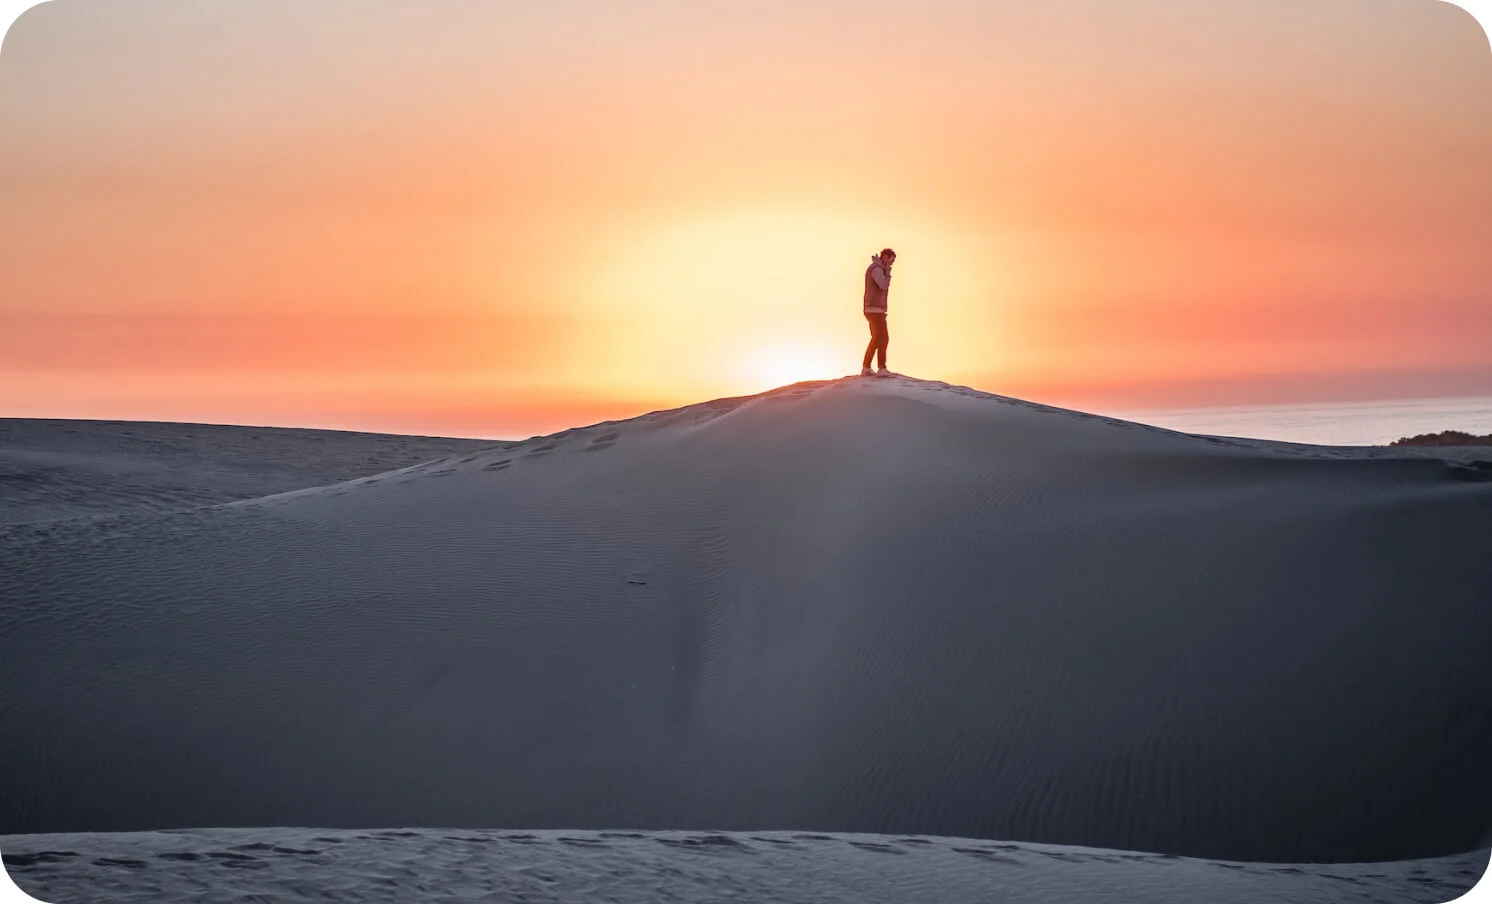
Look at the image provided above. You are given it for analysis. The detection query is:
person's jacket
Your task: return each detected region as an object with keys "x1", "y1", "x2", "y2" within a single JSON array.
[{"x1": 863, "y1": 256, "x2": 892, "y2": 314}]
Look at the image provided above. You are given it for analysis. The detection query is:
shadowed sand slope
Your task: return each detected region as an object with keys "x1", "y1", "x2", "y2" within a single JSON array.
[
  {"x1": 3, "y1": 377, "x2": 1491, "y2": 864},
  {"x1": 0, "y1": 418, "x2": 494, "y2": 525}
]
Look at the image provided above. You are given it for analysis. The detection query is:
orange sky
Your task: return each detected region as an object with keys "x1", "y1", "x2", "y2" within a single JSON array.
[{"x1": 2, "y1": 0, "x2": 1491, "y2": 439}]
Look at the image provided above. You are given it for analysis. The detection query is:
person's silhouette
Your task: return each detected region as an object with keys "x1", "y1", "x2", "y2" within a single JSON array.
[{"x1": 861, "y1": 248, "x2": 896, "y2": 377}]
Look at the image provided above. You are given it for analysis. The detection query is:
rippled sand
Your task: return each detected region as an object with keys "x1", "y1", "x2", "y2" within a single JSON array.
[{"x1": 4, "y1": 828, "x2": 1487, "y2": 904}]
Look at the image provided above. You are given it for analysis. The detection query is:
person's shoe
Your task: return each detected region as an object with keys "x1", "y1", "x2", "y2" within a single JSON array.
[
  {"x1": 876, "y1": 368, "x2": 896, "y2": 378},
  {"x1": 860, "y1": 366, "x2": 874, "y2": 376}
]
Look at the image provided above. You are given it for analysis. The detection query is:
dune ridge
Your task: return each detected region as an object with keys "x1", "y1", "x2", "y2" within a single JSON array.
[
  {"x1": 3, "y1": 376, "x2": 1491, "y2": 865},
  {"x1": 0, "y1": 418, "x2": 494, "y2": 526}
]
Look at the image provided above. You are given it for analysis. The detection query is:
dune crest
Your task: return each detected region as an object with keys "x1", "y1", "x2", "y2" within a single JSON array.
[{"x1": 3, "y1": 376, "x2": 1491, "y2": 864}]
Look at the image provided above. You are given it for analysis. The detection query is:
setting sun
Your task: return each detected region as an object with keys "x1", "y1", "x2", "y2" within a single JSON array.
[{"x1": 741, "y1": 340, "x2": 841, "y2": 392}]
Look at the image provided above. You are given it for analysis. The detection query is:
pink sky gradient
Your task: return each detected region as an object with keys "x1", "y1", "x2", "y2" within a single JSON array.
[{"x1": 2, "y1": 0, "x2": 1490, "y2": 438}]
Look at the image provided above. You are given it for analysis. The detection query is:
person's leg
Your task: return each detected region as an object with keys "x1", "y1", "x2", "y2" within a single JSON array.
[
  {"x1": 863, "y1": 314, "x2": 879, "y2": 370},
  {"x1": 878, "y1": 317, "x2": 889, "y2": 370}
]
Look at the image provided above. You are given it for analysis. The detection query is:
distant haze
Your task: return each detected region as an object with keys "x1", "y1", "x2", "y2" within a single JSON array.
[{"x1": 2, "y1": 0, "x2": 1490, "y2": 438}]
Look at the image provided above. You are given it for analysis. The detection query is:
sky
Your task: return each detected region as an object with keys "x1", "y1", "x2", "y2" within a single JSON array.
[{"x1": 1, "y1": 0, "x2": 1490, "y2": 439}]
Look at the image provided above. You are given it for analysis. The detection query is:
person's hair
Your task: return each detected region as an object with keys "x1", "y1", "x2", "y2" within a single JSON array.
[{"x1": 881, "y1": 248, "x2": 896, "y2": 259}]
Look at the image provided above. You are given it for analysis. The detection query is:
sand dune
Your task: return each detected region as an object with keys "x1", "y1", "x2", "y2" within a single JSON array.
[
  {"x1": 0, "y1": 418, "x2": 491, "y2": 525},
  {"x1": 3, "y1": 377, "x2": 1491, "y2": 865}
]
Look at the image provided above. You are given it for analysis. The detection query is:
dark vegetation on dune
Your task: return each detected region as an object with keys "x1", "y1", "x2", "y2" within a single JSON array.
[{"x1": 1391, "y1": 429, "x2": 1492, "y2": 447}]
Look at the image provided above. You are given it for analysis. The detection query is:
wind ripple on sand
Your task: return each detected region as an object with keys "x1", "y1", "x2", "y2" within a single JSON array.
[{"x1": 3, "y1": 828, "x2": 1487, "y2": 904}]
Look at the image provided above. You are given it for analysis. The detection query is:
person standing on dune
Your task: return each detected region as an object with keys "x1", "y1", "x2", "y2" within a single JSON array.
[{"x1": 861, "y1": 248, "x2": 896, "y2": 378}]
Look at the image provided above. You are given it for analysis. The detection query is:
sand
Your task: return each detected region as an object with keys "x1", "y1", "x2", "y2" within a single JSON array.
[
  {"x1": 0, "y1": 418, "x2": 492, "y2": 525},
  {"x1": 3, "y1": 376, "x2": 1491, "y2": 889},
  {"x1": 4, "y1": 827, "x2": 1486, "y2": 904}
]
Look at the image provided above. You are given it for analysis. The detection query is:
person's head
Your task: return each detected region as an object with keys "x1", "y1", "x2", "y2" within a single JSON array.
[{"x1": 880, "y1": 248, "x2": 897, "y2": 265}]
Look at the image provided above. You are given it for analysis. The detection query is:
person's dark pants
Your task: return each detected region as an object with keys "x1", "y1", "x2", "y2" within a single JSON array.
[{"x1": 863, "y1": 312, "x2": 889, "y2": 369}]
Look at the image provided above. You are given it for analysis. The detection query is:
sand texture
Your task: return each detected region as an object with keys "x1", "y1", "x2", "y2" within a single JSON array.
[
  {"x1": 4, "y1": 378, "x2": 1491, "y2": 874},
  {"x1": 4, "y1": 827, "x2": 1486, "y2": 904}
]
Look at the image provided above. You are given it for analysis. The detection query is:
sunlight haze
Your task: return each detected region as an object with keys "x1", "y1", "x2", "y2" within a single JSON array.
[{"x1": 1, "y1": 0, "x2": 1490, "y2": 437}]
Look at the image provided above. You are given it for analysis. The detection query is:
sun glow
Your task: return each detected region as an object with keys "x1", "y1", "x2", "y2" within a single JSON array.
[
  {"x1": 563, "y1": 207, "x2": 884, "y2": 396},
  {"x1": 741, "y1": 341, "x2": 840, "y2": 392}
]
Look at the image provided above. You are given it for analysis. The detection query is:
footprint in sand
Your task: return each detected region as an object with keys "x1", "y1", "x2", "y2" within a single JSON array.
[{"x1": 583, "y1": 432, "x2": 621, "y2": 452}]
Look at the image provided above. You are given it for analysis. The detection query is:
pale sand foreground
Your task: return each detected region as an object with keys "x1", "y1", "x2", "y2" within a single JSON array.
[
  {"x1": 3, "y1": 828, "x2": 1486, "y2": 904},
  {"x1": 3, "y1": 376, "x2": 1491, "y2": 896}
]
